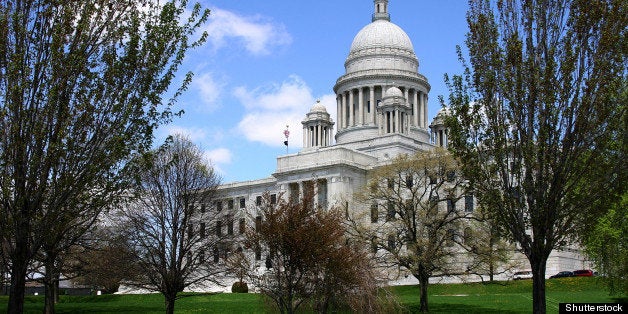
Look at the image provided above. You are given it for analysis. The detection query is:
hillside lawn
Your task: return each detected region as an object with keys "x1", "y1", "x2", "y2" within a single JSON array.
[{"x1": 0, "y1": 277, "x2": 625, "y2": 313}]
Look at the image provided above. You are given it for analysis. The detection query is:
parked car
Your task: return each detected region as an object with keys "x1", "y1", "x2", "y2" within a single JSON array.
[
  {"x1": 550, "y1": 271, "x2": 575, "y2": 279},
  {"x1": 573, "y1": 269, "x2": 594, "y2": 277},
  {"x1": 512, "y1": 270, "x2": 533, "y2": 280}
]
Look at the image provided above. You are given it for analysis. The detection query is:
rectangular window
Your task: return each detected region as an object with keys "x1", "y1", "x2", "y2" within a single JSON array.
[
  {"x1": 386, "y1": 202, "x2": 395, "y2": 221},
  {"x1": 465, "y1": 195, "x2": 474, "y2": 213},
  {"x1": 216, "y1": 221, "x2": 222, "y2": 237},
  {"x1": 227, "y1": 219, "x2": 234, "y2": 235},
  {"x1": 228, "y1": 199, "x2": 234, "y2": 210},
  {"x1": 255, "y1": 244, "x2": 261, "y2": 261},
  {"x1": 255, "y1": 216, "x2": 262, "y2": 232},
  {"x1": 270, "y1": 194, "x2": 277, "y2": 204},
  {"x1": 256, "y1": 195, "x2": 262, "y2": 206},
  {"x1": 200, "y1": 204, "x2": 206, "y2": 213},
  {"x1": 371, "y1": 236, "x2": 378, "y2": 253},
  {"x1": 447, "y1": 199, "x2": 455, "y2": 213},
  {"x1": 213, "y1": 247, "x2": 219, "y2": 263},
  {"x1": 200, "y1": 222, "x2": 206, "y2": 239},
  {"x1": 240, "y1": 198, "x2": 246, "y2": 209},
  {"x1": 239, "y1": 218, "x2": 246, "y2": 234},
  {"x1": 387, "y1": 235, "x2": 396, "y2": 250},
  {"x1": 370, "y1": 203, "x2": 378, "y2": 223},
  {"x1": 289, "y1": 183, "x2": 299, "y2": 203},
  {"x1": 317, "y1": 179, "x2": 328, "y2": 207},
  {"x1": 216, "y1": 200, "x2": 222, "y2": 212}
]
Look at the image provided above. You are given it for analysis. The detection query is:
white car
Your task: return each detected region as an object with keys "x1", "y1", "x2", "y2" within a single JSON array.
[{"x1": 512, "y1": 271, "x2": 533, "y2": 280}]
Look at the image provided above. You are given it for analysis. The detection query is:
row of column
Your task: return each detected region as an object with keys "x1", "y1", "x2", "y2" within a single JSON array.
[
  {"x1": 302, "y1": 124, "x2": 333, "y2": 148},
  {"x1": 378, "y1": 110, "x2": 410, "y2": 135},
  {"x1": 336, "y1": 86, "x2": 428, "y2": 131}
]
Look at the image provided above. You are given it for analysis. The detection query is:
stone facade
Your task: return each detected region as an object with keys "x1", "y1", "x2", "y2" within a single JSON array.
[{"x1": 204, "y1": 0, "x2": 589, "y2": 290}]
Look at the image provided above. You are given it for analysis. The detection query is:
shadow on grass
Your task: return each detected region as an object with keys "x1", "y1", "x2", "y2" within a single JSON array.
[{"x1": 404, "y1": 302, "x2": 523, "y2": 313}]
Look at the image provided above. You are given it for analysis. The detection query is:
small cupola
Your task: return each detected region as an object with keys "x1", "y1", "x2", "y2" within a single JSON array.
[{"x1": 302, "y1": 100, "x2": 335, "y2": 148}]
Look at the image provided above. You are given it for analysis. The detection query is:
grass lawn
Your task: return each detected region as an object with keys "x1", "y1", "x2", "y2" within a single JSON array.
[{"x1": 0, "y1": 277, "x2": 625, "y2": 313}]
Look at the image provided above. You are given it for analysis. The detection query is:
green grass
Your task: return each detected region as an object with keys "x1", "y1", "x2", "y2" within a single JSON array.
[{"x1": 1, "y1": 277, "x2": 625, "y2": 313}]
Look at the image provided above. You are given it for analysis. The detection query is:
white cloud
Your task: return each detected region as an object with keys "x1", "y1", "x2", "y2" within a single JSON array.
[
  {"x1": 204, "y1": 8, "x2": 292, "y2": 55},
  {"x1": 204, "y1": 147, "x2": 232, "y2": 165},
  {"x1": 234, "y1": 76, "x2": 335, "y2": 148},
  {"x1": 193, "y1": 72, "x2": 226, "y2": 112},
  {"x1": 163, "y1": 126, "x2": 207, "y2": 143}
]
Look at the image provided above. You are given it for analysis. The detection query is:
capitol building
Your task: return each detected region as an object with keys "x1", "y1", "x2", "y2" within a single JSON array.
[{"x1": 210, "y1": 0, "x2": 589, "y2": 286}]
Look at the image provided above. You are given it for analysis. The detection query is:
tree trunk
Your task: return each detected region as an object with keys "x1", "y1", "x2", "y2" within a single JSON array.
[
  {"x1": 416, "y1": 269, "x2": 430, "y2": 313},
  {"x1": 44, "y1": 254, "x2": 58, "y2": 314},
  {"x1": 7, "y1": 227, "x2": 30, "y2": 314},
  {"x1": 165, "y1": 294, "x2": 176, "y2": 314},
  {"x1": 530, "y1": 255, "x2": 548, "y2": 314},
  {"x1": 7, "y1": 259, "x2": 27, "y2": 314}
]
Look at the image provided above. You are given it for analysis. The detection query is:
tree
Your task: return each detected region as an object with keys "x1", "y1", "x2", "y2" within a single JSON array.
[
  {"x1": 461, "y1": 214, "x2": 521, "y2": 282},
  {"x1": 349, "y1": 148, "x2": 472, "y2": 313},
  {"x1": 0, "y1": 0, "x2": 209, "y2": 312},
  {"x1": 123, "y1": 135, "x2": 223, "y2": 314},
  {"x1": 246, "y1": 188, "x2": 383, "y2": 314},
  {"x1": 443, "y1": 0, "x2": 626, "y2": 312},
  {"x1": 584, "y1": 193, "x2": 628, "y2": 295}
]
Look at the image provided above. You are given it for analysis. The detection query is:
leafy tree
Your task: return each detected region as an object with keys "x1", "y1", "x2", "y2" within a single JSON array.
[
  {"x1": 246, "y1": 188, "x2": 382, "y2": 314},
  {"x1": 443, "y1": 0, "x2": 626, "y2": 312},
  {"x1": 350, "y1": 148, "x2": 472, "y2": 313},
  {"x1": 0, "y1": 0, "x2": 209, "y2": 312},
  {"x1": 123, "y1": 135, "x2": 223, "y2": 314},
  {"x1": 584, "y1": 193, "x2": 628, "y2": 295}
]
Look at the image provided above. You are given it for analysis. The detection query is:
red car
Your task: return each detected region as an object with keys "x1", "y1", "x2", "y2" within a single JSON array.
[{"x1": 573, "y1": 269, "x2": 593, "y2": 277}]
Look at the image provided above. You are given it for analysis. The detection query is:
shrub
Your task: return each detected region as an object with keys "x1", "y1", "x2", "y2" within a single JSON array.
[{"x1": 231, "y1": 281, "x2": 248, "y2": 293}]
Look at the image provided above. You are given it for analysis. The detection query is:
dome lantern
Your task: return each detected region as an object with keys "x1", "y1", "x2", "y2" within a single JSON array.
[{"x1": 372, "y1": 0, "x2": 390, "y2": 22}]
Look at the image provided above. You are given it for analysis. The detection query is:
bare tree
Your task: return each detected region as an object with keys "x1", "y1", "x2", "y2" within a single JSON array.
[
  {"x1": 0, "y1": 0, "x2": 209, "y2": 312},
  {"x1": 349, "y1": 148, "x2": 473, "y2": 313},
  {"x1": 246, "y1": 188, "x2": 383, "y2": 314},
  {"x1": 443, "y1": 0, "x2": 626, "y2": 312},
  {"x1": 123, "y1": 135, "x2": 223, "y2": 314}
]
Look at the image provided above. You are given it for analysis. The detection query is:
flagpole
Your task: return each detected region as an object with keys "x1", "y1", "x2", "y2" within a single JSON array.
[{"x1": 283, "y1": 125, "x2": 290, "y2": 154}]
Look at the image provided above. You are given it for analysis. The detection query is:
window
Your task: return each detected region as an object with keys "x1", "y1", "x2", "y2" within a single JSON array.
[
  {"x1": 239, "y1": 218, "x2": 246, "y2": 234},
  {"x1": 429, "y1": 175, "x2": 437, "y2": 185},
  {"x1": 216, "y1": 200, "x2": 222, "y2": 212},
  {"x1": 387, "y1": 178, "x2": 395, "y2": 189},
  {"x1": 216, "y1": 221, "x2": 222, "y2": 237},
  {"x1": 370, "y1": 203, "x2": 378, "y2": 223},
  {"x1": 447, "y1": 199, "x2": 455, "y2": 213},
  {"x1": 371, "y1": 236, "x2": 378, "y2": 253},
  {"x1": 386, "y1": 202, "x2": 395, "y2": 221},
  {"x1": 255, "y1": 245, "x2": 261, "y2": 261},
  {"x1": 240, "y1": 198, "x2": 246, "y2": 209},
  {"x1": 387, "y1": 235, "x2": 396, "y2": 250},
  {"x1": 270, "y1": 194, "x2": 277, "y2": 204},
  {"x1": 317, "y1": 179, "x2": 328, "y2": 207},
  {"x1": 256, "y1": 195, "x2": 262, "y2": 206},
  {"x1": 200, "y1": 223, "x2": 206, "y2": 239},
  {"x1": 213, "y1": 247, "x2": 219, "y2": 263},
  {"x1": 446, "y1": 171, "x2": 456, "y2": 182},
  {"x1": 227, "y1": 219, "x2": 234, "y2": 235},
  {"x1": 465, "y1": 195, "x2": 474, "y2": 213},
  {"x1": 228, "y1": 199, "x2": 234, "y2": 210},
  {"x1": 200, "y1": 204, "x2": 206, "y2": 213},
  {"x1": 255, "y1": 216, "x2": 262, "y2": 232},
  {"x1": 405, "y1": 175, "x2": 413, "y2": 188},
  {"x1": 187, "y1": 224, "x2": 194, "y2": 239},
  {"x1": 289, "y1": 183, "x2": 299, "y2": 203}
]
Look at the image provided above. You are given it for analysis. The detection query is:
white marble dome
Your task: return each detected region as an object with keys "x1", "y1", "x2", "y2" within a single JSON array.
[
  {"x1": 385, "y1": 86, "x2": 403, "y2": 98},
  {"x1": 344, "y1": 19, "x2": 419, "y2": 74},
  {"x1": 350, "y1": 20, "x2": 414, "y2": 55},
  {"x1": 310, "y1": 101, "x2": 327, "y2": 113}
]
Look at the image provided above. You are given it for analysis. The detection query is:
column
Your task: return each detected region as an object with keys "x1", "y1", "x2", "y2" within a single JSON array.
[
  {"x1": 303, "y1": 125, "x2": 307, "y2": 147},
  {"x1": 404, "y1": 88, "x2": 409, "y2": 107},
  {"x1": 336, "y1": 96, "x2": 342, "y2": 130},
  {"x1": 318, "y1": 125, "x2": 322, "y2": 146},
  {"x1": 413, "y1": 90, "x2": 419, "y2": 126},
  {"x1": 423, "y1": 93, "x2": 428, "y2": 128},
  {"x1": 342, "y1": 92, "x2": 347, "y2": 129},
  {"x1": 358, "y1": 87, "x2": 364, "y2": 125},
  {"x1": 418, "y1": 91, "x2": 424, "y2": 128},
  {"x1": 369, "y1": 86, "x2": 375, "y2": 124},
  {"x1": 395, "y1": 110, "x2": 400, "y2": 133},
  {"x1": 348, "y1": 90, "x2": 354, "y2": 127}
]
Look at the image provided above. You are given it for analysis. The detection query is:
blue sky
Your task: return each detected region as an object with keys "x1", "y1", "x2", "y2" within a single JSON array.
[{"x1": 158, "y1": 0, "x2": 470, "y2": 183}]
